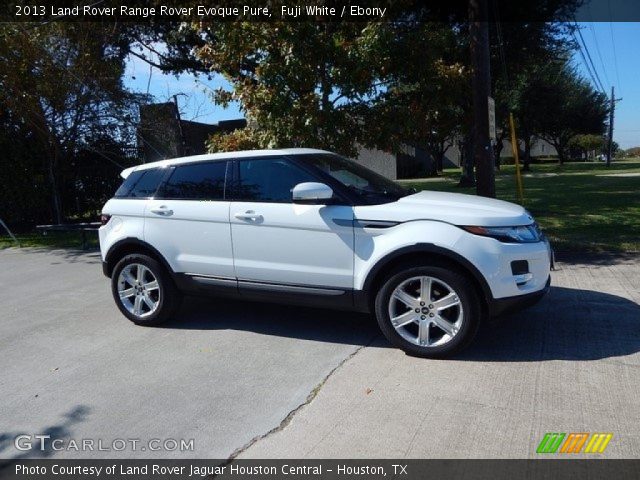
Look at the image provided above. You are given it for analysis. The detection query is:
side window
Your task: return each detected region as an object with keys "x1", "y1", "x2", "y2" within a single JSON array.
[
  {"x1": 114, "y1": 170, "x2": 144, "y2": 197},
  {"x1": 237, "y1": 158, "x2": 316, "y2": 202},
  {"x1": 129, "y1": 169, "x2": 166, "y2": 198},
  {"x1": 159, "y1": 162, "x2": 228, "y2": 200},
  {"x1": 114, "y1": 168, "x2": 164, "y2": 198}
]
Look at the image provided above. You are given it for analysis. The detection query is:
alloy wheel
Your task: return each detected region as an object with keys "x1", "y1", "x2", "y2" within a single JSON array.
[
  {"x1": 387, "y1": 275, "x2": 464, "y2": 348},
  {"x1": 117, "y1": 263, "x2": 161, "y2": 318}
]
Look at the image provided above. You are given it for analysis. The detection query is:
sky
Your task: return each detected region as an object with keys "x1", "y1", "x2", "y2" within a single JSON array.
[
  {"x1": 124, "y1": 50, "x2": 241, "y2": 124},
  {"x1": 573, "y1": 22, "x2": 639, "y2": 149},
  {"x1": 123, "y1": 22, "x2": 640, "y2": 150}
]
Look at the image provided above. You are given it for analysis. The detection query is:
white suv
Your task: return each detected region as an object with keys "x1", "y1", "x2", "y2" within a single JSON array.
[{"x1": 99, "y1": 148, "x2": 552, "y2": 358}]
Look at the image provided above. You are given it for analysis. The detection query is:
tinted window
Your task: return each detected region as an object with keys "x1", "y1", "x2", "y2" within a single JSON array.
[
  {"x1": 114, "y1": 170, "x2": 144, "y2": 197},
  {"x1": 238, "y1": 158, "x2": 316, "y2": 202},
  {"x1": 160, "y1": 162, "x2": 228, "y2": 200},
  {"x1": 130, "y1": 169, "x2": 166, "y2": 197},
  {"x1": 114, "y1": 168, "x2": 165, "y2": 198}
]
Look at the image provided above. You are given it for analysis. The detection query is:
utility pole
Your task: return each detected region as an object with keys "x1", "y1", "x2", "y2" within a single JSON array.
[
  {"x1": 606, "y1": 86, "x2": 614, "y2": 167},
  {"x1": 469, "y1": 0, "x2": 496, "y2": 197}
]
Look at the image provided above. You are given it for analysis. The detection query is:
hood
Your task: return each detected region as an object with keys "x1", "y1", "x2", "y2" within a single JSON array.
[{"x1": 354, "y1": 190, "x2": 533, "y2": 227}]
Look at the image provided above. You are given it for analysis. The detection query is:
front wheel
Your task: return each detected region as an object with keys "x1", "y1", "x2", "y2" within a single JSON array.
[
  {"x1": 111, "y1": 254, "x2": 181, "y2": 326},
  {"x1": 374, "y1": 265, "x2": 482, "y2": 358}
]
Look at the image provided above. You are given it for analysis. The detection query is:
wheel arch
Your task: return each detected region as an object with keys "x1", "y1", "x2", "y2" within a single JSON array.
[
  {"x1": 357, "y1": 244, "x2": 492, "y2": 313},
  {"x1": 103, "y1": 238, "x2": 174, "y2": 278}
]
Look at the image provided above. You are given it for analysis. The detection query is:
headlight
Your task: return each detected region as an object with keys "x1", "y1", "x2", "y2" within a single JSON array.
[{"x1": 461, "y1": 224, "x2": 542, "y2": 243}]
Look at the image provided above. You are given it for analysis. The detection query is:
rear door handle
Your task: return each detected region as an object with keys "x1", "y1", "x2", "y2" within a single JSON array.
[
  {"x1": 234, "y1": 211, "x2": 262, "y2": 221},
  {"x1": 150, "y1": 206, "x2": 173, "y2": 216}
]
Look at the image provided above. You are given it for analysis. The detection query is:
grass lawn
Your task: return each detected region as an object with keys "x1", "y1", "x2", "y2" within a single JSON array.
[
  {"x1": 401, "y1": 158, "x2": 640, "y2": 252},
  {"x1": 2, "y1": 159, "x2": 638, "y2": 253}
]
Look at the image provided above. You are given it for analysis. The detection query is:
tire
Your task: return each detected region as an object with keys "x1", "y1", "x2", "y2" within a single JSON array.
[
  {"x1": 111, "y1": 254, "x2": 182, "y2": 326},
  {"x1": 374, "y1": 265, "x2": 482, "y2": 358}
]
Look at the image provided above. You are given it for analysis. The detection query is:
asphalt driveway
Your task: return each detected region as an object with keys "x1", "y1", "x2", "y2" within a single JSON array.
[
  {"x1": 1, "y1": 248, "x2": 639, "y2": 459},
  {"x1": 0, "y1": 248, "x2": 377, "y2": 459}
]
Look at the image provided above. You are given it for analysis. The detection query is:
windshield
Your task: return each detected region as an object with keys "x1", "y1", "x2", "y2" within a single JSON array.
[{"x1": 300, "y1": 153, "x2": 409, "y2": 203}]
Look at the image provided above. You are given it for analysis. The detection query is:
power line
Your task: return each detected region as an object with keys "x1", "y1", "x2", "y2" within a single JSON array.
[
  {"x1": 588, "y1": 23, "x2": 611, "y2": 88},
  {"x1": 608, "y1": 16, "x2": 623, "y2": 96},
  {"x1": 573, "y1": 22, "x2": 607, "y2": 95},
  {"x1": 572, "y1": 29, "x2": 602, "y2": 93}
]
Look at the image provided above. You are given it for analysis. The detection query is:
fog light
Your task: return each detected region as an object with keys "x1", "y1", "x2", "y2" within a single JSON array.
[{"x1": 511, "y1": 260, "x2": 529, "y2": 276}]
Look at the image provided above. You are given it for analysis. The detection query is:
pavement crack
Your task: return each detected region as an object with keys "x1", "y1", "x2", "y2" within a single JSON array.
[{"x1": 224, "y1": 335, "x2": 379, "y2": 462}]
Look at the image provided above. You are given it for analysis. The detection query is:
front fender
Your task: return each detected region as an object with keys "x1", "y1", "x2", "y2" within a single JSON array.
[{"x1": 354, "y1": 220, "x2": 493, "y2": 300}]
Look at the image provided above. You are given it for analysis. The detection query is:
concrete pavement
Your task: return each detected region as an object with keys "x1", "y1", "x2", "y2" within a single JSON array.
[{"x1": 239, "y1": 255, "x2": 640, "y2": 459}]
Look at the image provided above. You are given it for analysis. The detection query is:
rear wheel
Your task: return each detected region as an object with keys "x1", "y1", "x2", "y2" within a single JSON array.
[
  {"x1": 111, "y1": 254, "x2": 181, "y2": 326},
  {"x1": 374, "y1": 265, "x2": 482, "y2": 358}
]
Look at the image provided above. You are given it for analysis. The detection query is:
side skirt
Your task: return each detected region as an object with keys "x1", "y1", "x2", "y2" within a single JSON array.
[{"x1": 173, "y1": 273, "x2": 364, "y2": 312}]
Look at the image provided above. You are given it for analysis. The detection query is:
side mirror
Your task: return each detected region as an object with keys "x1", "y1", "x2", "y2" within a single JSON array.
[{"x1": 292, "y1": 182, "x2": 334, "y2": 204}]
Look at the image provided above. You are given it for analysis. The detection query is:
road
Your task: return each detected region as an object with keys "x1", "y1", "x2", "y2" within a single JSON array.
[{"x1": 1, "y1": 248, "x2": 639, "y2": 459}]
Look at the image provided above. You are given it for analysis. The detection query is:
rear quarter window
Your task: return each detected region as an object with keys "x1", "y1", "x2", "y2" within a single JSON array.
[
  {"x1": 159, "y1": 162, "x2": 228, "y2": 200},
  {"x1": 114, "y1": 168, "x2": 165, "y2": 198}
]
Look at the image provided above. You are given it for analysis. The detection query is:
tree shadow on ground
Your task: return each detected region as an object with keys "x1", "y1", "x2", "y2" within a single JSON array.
[{"x1": 0, "y1": 405, "x2": 90, "y2": 462}]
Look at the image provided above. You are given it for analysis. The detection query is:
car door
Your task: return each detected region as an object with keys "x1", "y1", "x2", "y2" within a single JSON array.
[
  {"x1": 144, "y1": 161, "x2": 234, "y2": 279},
  {"x1": 230, "y1": 157, "x2": 355, "y2": 296}
]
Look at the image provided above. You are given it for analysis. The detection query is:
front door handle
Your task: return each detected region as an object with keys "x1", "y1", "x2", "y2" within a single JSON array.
[
  {"x1": 150, "y1": 206, "x2": 173, "y2": 216},
  {"x1": 234, "y1": 211, "x2": 263, "y2": 221}
]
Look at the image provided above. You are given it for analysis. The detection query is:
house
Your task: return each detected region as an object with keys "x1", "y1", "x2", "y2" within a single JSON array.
[
  {"x1": 442, "y1": 137, "x2": 559, "y2": 168},
  {"x1": 138, "y1": 103, "x2": 247, "y2": 163}
]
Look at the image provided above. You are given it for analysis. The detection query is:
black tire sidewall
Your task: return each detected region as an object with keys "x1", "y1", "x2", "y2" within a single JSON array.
[
  {"x1": 374, "y1": 265, "x2": 481, "y2": 358},
  {"x1": 110, "y1": 254, "x2": 177, "y2": 326}
]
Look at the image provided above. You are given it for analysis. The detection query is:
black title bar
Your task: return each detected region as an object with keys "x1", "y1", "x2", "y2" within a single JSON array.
[
  {"x1": 3, "y1": 0, "x2": 640, "y2": 23},
  {"x1": 1, "y1": 459, "x2": 640, "y2": 480}
]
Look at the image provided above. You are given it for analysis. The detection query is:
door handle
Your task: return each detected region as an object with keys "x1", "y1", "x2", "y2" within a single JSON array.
[
  {"x1": 150, "y1": 206, "x2": 173, "y2": 216},
  {"x1": 234, "y1": 211, "x2": 263, "y2": 221}
]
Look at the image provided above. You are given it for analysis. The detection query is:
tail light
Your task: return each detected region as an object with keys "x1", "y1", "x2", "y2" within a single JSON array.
[{"x1": 100, "y1": 214, "x2": 112, "y2": 225}]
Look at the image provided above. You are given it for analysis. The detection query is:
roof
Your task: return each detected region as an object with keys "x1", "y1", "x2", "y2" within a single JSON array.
[{"x1": 120, "y1": 148, "x2": 330, "y2": 178}]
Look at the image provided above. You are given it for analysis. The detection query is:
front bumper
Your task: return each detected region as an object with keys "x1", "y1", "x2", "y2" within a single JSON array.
[{"x1": 488, "y1": 275, "x2": 551, "y2": 317}]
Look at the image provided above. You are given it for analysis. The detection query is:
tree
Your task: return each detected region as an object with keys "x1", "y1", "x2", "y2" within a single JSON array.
[
  {"x1": 568, "y1": 134, "x2": 605, "y2": 160},
  {"x1": 365, "y1": 22, "x2": 468, "y2": 175},
  {"x1": 489, "y1": 21, "x2": 576, "y2": 171},
  {"x1": 516, "y1": 62, "x2": 608, "y2": 164},
  {"x1": 0, "y1": 22, "x2": 143, "y2": 223},
  {"x1": 622, "y1": 146, "x2": 640, "y2": 158},
  {"x1": 195, "y1": 22, "x2": 397, "y2": 157}
]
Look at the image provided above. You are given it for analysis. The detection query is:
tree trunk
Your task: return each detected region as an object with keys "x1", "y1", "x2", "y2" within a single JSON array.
[
  {"x1": 436, "y1": 141, "x2": 451, "y2": 173},
  {"x1": 47, "y1": 150, "x2": 63, "y2": 224},
  {"x1": 436, "y1": 152, "x2": 444, "y2": 173},
  {"x1": 493, "y1": 143, "x2": 503, "y2": 162},
  {"x1": 556, "y1": 143, "x2": 565, "y2": 164},
  {"x1": 458, "y1": 134, "x2": 476, "y2": 187},
  {"x1": 522, "y1": 136, "x2": 532, "y2": 172},
  {"x1": 30, "y1": 104, "x2": 63, "y2": 224}
]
